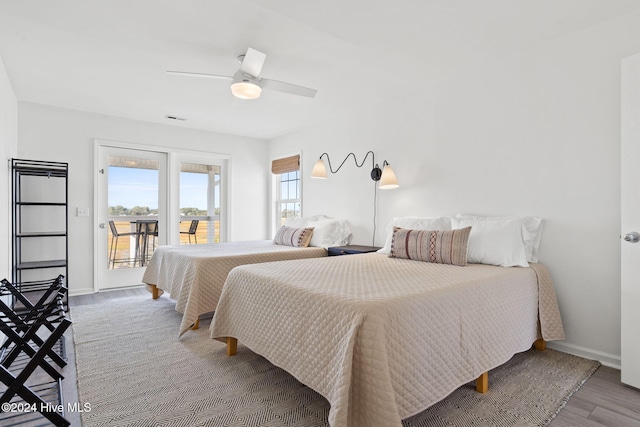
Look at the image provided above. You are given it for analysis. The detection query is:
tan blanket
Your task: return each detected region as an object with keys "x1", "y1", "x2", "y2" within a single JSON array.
[
  {"x1": 210, "y1": 253, "x2": 564, "y2": 427},
  {"x1": 141, "y1": 240, "x2": 327, "y2": 336}
]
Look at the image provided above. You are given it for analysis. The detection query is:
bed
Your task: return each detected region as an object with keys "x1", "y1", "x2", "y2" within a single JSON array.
[
  {"x1": 209, "y1": 252, "x2": 565, "y2": 427},
  {"x1": 142, "y1": 216, "x2": 351, "y2": 336},
  {"x1": 142, "y1": 240, "x2": 327, "y2": 336}
]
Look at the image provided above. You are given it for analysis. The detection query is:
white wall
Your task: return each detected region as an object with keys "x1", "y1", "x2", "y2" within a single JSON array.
[
  {"x1": 0, "y1": 55, "x2": 17, "y2": 349},
  {"x1": 0, "y1": 55, "x2": 17, "y2": 281},
  {"x1": 270, "y1": 10, "x2": 640, "y2": 365},
  {"x1": 17, "y1": 102, "x2": 269, "y2": 295}
]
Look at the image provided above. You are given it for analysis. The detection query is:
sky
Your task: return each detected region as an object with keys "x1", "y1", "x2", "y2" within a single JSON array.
[{"x1": 108, "y1": 167, "x2": 208, "y2": 210}]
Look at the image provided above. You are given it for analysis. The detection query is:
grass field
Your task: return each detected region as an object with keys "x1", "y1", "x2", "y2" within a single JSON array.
[{"x1": 109, "y1": 220, "x2": 218, "y2": 269}]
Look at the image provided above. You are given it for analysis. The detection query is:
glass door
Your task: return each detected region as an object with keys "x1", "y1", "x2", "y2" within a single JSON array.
[
  {"x1": 96, "y1": 146, "x2": 167, "y2": 290},
  {"x1": 179, "y1": 162, "x2": 221, "y2": 245}
]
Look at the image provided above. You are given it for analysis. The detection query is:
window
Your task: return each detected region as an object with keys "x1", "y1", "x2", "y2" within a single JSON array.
[
  {"x1": 179, "y1": 162, "x2": 221, "y2": 244},
  {"x1": 272, "y1": 155, "x2": 301, "y2": 232},
  {"x1": 276, "y1": 170, "x2": 301, "y2": 228}
]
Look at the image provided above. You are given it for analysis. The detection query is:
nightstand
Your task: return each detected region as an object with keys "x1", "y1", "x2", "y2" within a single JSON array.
[{"x1": 327, "y1": 245, "x2": 381, "y2": 256}]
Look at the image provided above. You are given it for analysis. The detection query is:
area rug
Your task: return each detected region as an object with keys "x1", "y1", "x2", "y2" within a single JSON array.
[{"x1": 71, "y1": 294, "x2": 599, "y2": 427}]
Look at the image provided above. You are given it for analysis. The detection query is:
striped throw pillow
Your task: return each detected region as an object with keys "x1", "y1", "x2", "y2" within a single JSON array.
[
  {"x1": 274, "y1": 226, "x2": 315, "y2": 247},
  {"x1": 389, "y1": 226, "x2": 471, "y2": 266}
]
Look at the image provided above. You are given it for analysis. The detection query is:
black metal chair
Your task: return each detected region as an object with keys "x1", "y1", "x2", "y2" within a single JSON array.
[
  {"x1": 108, "y1": 220, "x2": 141, "y2": 268},
  {"x1": 180, "y1": 220, "x2": 199, "y2": 244},
  {"x1": 136, "y1": 219, "x2": 158, "y2": 266}
]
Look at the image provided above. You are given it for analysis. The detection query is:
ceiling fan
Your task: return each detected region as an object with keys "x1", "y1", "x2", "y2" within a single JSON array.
[{"x1": 167, "y1": 47, "x2": 317, "y2": 100}]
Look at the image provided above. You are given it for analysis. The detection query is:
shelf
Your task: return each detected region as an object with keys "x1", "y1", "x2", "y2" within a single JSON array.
[
  {"x1": 16, "y1": 231, "x2": 67, "y2": 237},
  {"x1": 12, "y1": 158, "x2": 68, "y2": 176},
  {"x1": 16, "y1": 202, "x2": 66, "y2": 206},
  {"x1": 12, "y1": 158, "x2": 69, "y2": 289},
  {"x1": 16, "y1": 260, "x2": 67, "y2": 270},
  {"x1": 13, "y1": 169, "x2": 67, "y2": 178}
]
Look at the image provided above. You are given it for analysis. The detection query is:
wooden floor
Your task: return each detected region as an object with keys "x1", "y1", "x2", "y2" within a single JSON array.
[
  {"x1": 549, "y1": 366, "x2": 640, "y2": 426},
  {"x1": 9, "y1": 287, "x2": 640, "y2": 426}
]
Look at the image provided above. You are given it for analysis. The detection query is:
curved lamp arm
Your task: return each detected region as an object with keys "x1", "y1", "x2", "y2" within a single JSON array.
[
  {"x1": 312, "y1": 151, "x2": 382, "y2": 181},
  {"x1": 322, "y1": 151, "x2": 375, "y2": 174}
]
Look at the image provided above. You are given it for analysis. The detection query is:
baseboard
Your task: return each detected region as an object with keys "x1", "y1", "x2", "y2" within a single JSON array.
[
  {"x1": 69, "y1": 284, "x2": 145, "y2": 297},
  {"x1": 69, "y1": 287, "x2": 96, "y2": 296},
  {"x1": 548, "y1": 341, "x2": 621, "y2": 369}
]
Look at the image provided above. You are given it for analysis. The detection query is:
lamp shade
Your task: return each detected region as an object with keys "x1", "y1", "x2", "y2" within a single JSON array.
[
  {"x1": 379, "y1": 164, "x2": 399, "y2": 189},
  {"x1": 310, "y1": 158, "x2": 328, "y2": 178}
]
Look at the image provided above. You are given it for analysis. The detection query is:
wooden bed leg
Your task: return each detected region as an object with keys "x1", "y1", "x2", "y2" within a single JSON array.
[
  {"x1": 534, "y1": 338, "x2": 546, "y2": 351},
  {"x1": 151, "y1": 284, "x2": 159, "y2": 300},
  {"x1": 227, "y1": 337, "x2": 237, "y2": 356},
  {"x1": 190, "y1": 318, "x2": 200, "y2": 330},
  {"x1": 476, "y1": 372, "x2": 488, "y2": 393}
]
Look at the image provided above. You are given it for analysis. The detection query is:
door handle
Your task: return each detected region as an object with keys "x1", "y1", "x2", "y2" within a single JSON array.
[
  {"x1": 622, "y1": 231, "x2": 640, "y2": 243},
  {"x1": 99, "y1": 223, "x2": 106, "y2": 229}
]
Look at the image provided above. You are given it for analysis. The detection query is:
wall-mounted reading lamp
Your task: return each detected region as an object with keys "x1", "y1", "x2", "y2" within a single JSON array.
[{"x1": 310, "y1": 151, "x2": 399, "y2": 189}]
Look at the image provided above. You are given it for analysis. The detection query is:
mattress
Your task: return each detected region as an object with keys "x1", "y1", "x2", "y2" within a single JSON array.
[
  {"x1": 209, "y1": 253, "x2": 564, "y2": 427},
  {"x1": 142, "y1": 240, "x2": 327, "y2": 336}
]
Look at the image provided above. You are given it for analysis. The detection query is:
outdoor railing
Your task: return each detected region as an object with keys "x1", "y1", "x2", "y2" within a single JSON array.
[{"x1": 108, "y1": 215, "x2": 220, "y2": 269}]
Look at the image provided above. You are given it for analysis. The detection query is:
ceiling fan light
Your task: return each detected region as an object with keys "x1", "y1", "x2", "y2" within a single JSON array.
[
  {"x1": 231, "y1": 71, "x2": 262, "y2": 99},
  {"x1": 231, "y1": 81, "x2": 262, "y2": 99}
]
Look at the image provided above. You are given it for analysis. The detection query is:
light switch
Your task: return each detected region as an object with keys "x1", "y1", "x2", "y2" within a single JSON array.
[{"x1": 77, "y1": 207, "x2": 90, "y2": 217}]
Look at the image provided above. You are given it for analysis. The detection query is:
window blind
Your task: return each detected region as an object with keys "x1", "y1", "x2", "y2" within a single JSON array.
[
  {"x1": 271, "y1": 155, "x2": 300, "y2": 174},
  {"x1": 180, "y1": 162, "x2": 220, "y2": 174}
]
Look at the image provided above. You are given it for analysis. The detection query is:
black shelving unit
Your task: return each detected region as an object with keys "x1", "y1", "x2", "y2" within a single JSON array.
[
  {"x1": 6, "y1": 160, "x2": 70, "y2": 426},
  {"x1": 11, "y1": 159, "x2": 68, "y2": 304}
]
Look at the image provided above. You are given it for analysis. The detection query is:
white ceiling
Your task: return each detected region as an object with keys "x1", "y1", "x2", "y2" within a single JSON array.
[{"x1": 1, "y1": 0, "x2": 639, "y2": 140}]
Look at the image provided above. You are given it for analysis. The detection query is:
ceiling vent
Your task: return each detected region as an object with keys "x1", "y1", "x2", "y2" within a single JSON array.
[{"x1": 164, "y1": 115, "x2": 187, "y2": 121}]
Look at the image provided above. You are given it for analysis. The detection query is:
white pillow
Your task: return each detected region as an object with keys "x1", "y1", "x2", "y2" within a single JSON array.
[
  {"x1": 283, "y1": 217, "x2": 310, "y2": 229},
  {"x1": 307, "y1": 219, "x2": 352, "y2": 248},
  {"x1": 306, "y1": 214, "x2": 332, "y2": 222},
  {"x1": 521, "y1": 216, "x2": 543, "y2": 262},
  {"x1": 377, "y1": 216, "x2": 452, "y2": 254},
  {"x1": 456, "y1": 214, "x2": 543, "y2": 262},
  {"x1": 451, "y1": 216, "x2": 529, "y2": 267},
  {"x1": 284, "y1": 216, "x2": 351, "y2": 248}
]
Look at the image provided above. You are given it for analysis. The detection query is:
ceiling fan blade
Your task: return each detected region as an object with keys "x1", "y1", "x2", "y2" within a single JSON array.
[
  {"x1": 166, "y1": 70, "x2": 232, "y2": 80},
  {"x1": 261, "y1": 78, "x2": 317, "y2": 98},
  {"x1": 240, "y1": 48, "x2": 267, "y2": 77}
]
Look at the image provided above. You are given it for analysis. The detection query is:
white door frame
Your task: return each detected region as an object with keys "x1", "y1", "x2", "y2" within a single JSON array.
[{"x1": 93, "y1": 139, "x2": 231, "y2": 292}]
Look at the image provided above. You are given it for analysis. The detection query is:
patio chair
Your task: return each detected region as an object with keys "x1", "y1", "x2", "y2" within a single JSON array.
[
  {"x1": 108, "y1": 220, "x2": 141, "y2": 268},
  {"x1": 180, "y1": 220, "x2": 199, "y2": 244}
]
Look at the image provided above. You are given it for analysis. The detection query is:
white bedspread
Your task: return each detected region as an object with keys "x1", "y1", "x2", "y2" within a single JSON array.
[
  {"x1": 142, "y1": 240, "x2": 327, "y2": 336},
  {"x1": 210, "y1": 253, "x2": 564, "y2": 427}
]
